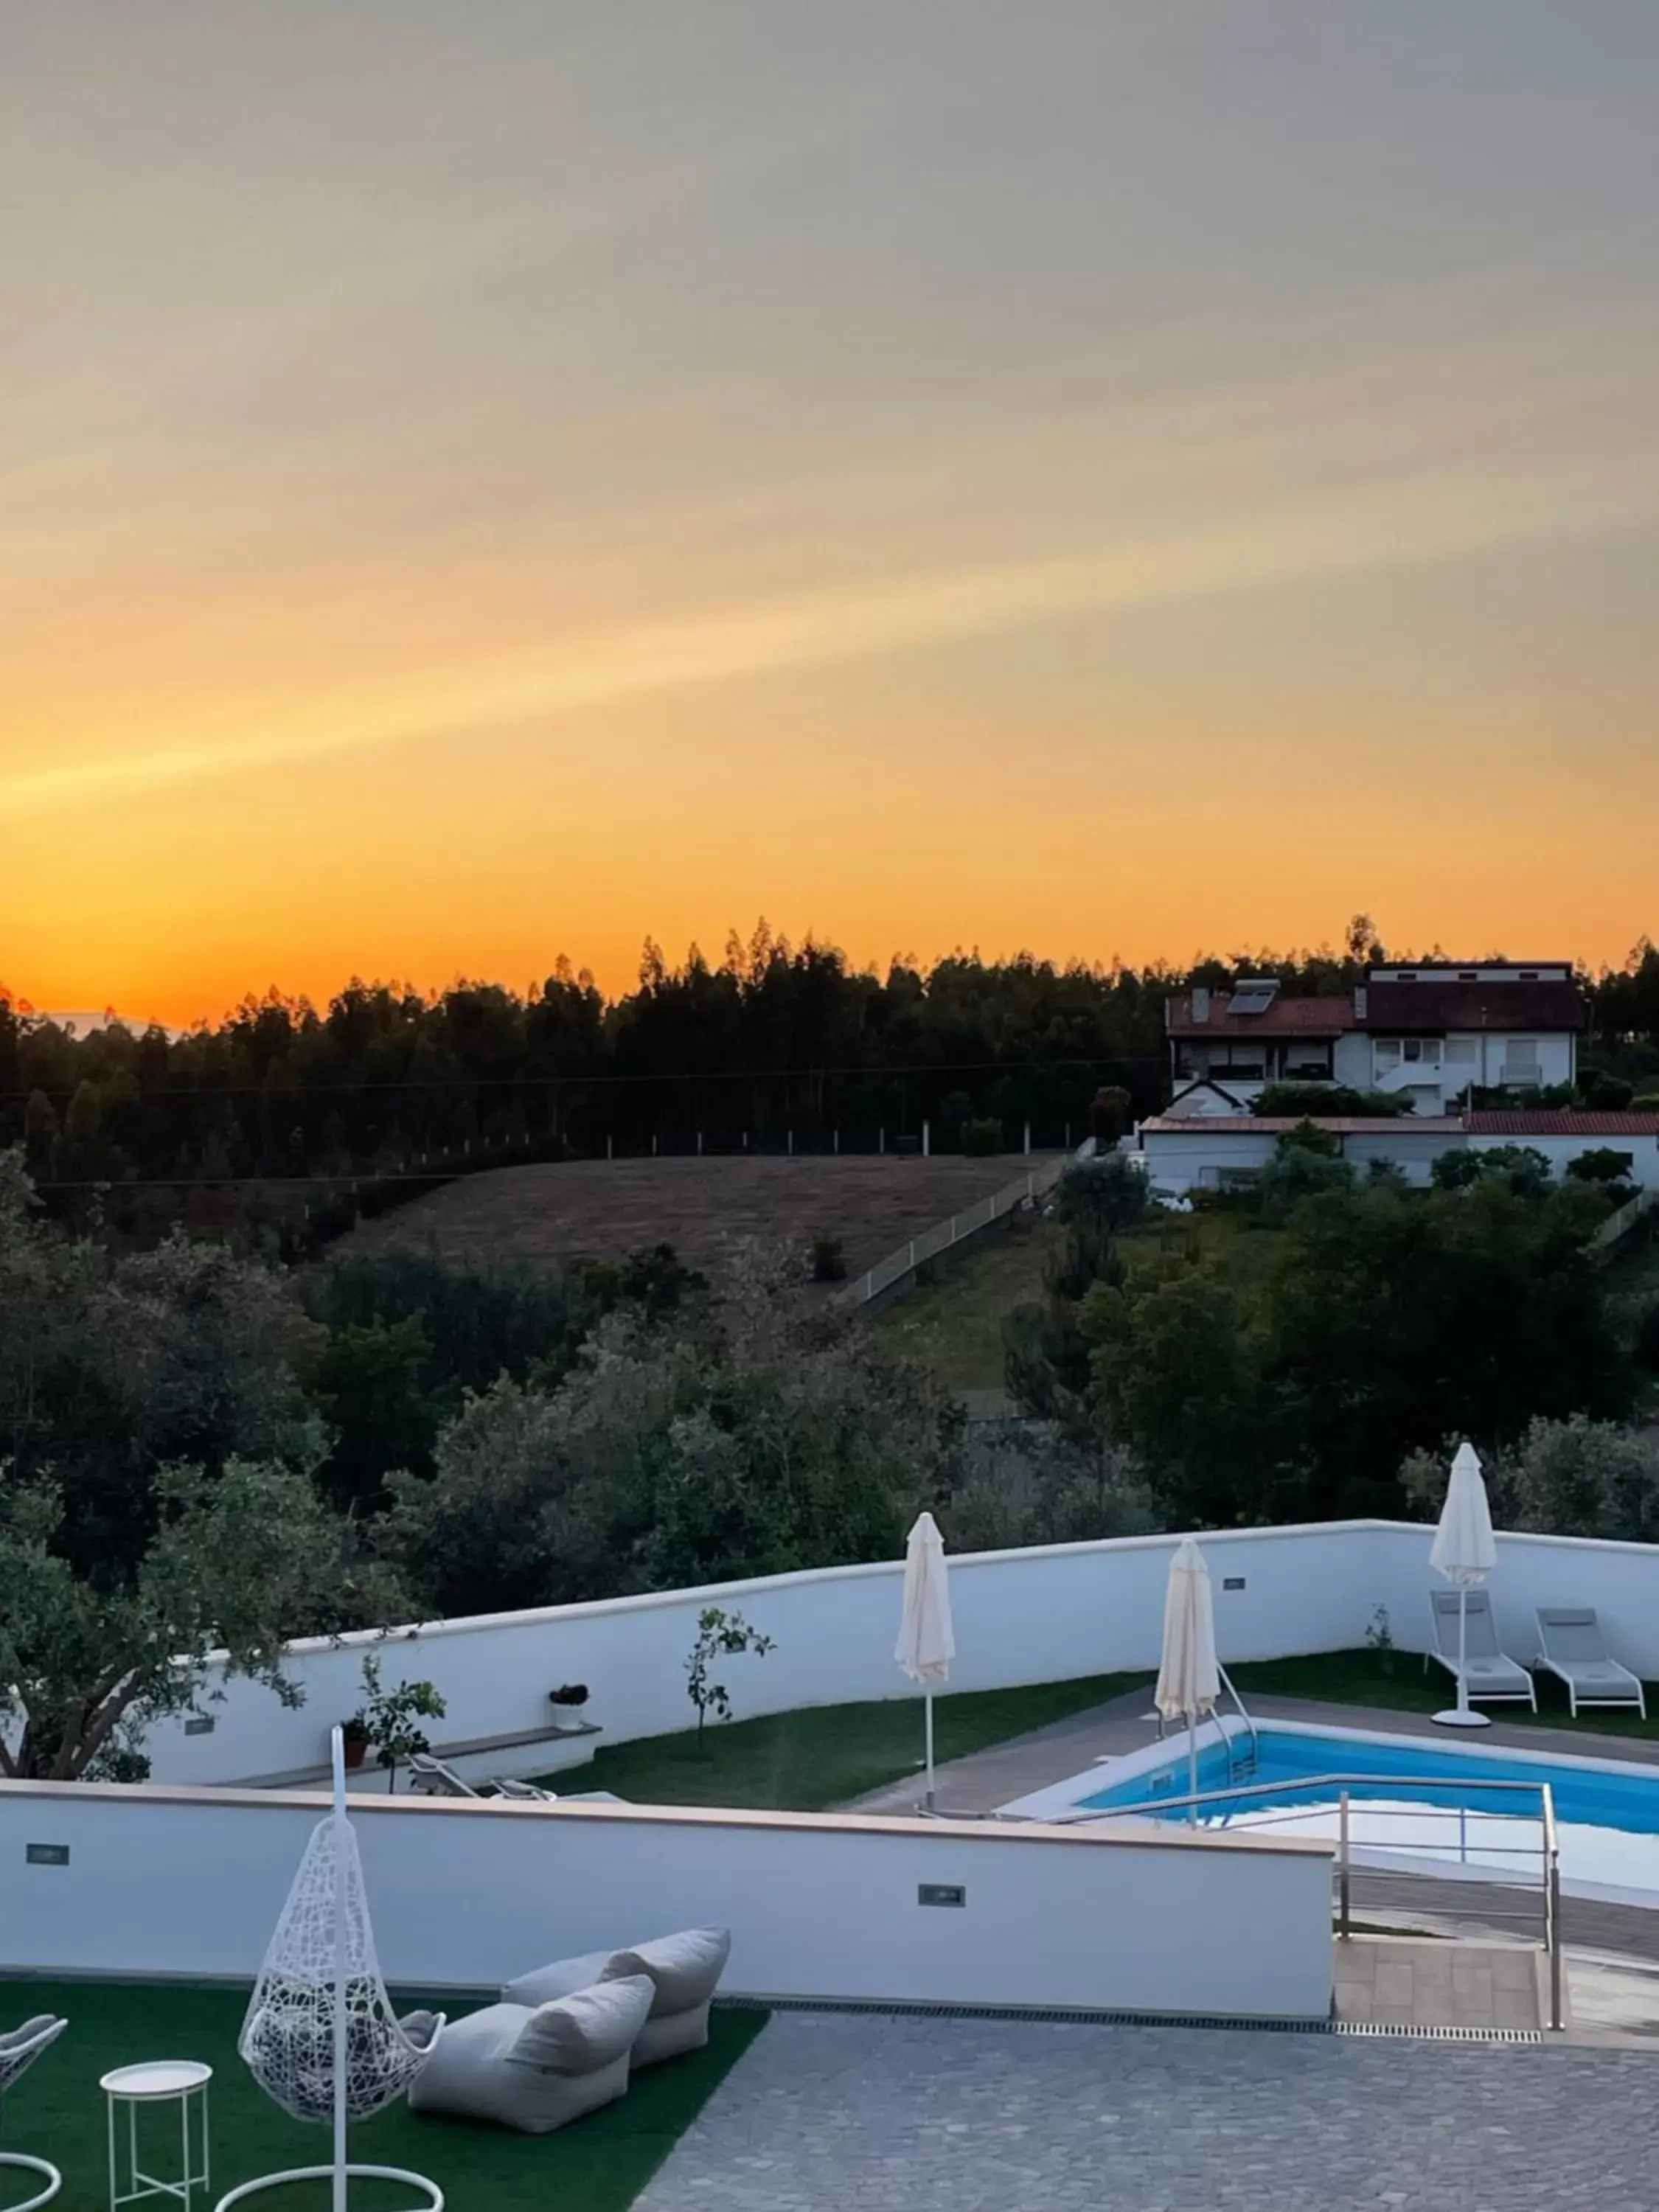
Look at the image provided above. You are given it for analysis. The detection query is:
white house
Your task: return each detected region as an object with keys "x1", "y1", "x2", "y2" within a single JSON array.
[
  {"x1": 1467, "y1": 1110, "x2": 1659, "y2": 1189},
  {"x1": 1137, "y1": 1107, "x2": 1659, "y2": 1197},
  {"x1": 1137, "y1": 1114, "x2": 1465, "y2": 1193},
  {"x1": 1165, "y1": 961, "x2": 1585, "y2": 1118}
]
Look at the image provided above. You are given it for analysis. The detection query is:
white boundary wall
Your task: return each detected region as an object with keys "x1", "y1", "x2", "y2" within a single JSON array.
[
  {"x1": 0, "y1": 1784, "x2": 1333, "y2": 2021},
  {"x1": 141, "y1": 1522, "x2": 1659, "y2": 1789}
]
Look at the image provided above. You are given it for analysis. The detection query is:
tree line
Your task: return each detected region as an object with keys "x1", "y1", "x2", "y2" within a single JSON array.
[{"x1": 5, "y1": 921, "x2": 1657, "y2": 1244}]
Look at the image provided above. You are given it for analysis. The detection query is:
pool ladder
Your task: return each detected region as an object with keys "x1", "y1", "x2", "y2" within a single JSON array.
[{"x1": 1217, "y1": 1663, "x2": 1259, "y2": 1784}]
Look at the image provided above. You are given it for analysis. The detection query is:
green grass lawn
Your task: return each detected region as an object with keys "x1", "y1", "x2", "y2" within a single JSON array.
[
  {"x1": 874, "y1": 1203, "x2": 1282, "y2": 1400},
  {"x1": 1, "y1": 1978, "x2": 766, "y2": 2212},
  {"x1": 1230, "y1": 1647, "x2": 1659, "y2": 1743},
  {"x1": 875, "y1": 1214, "x2": 1062, "y2": 1395},
  {"x1": 558, "y1": 1673, "x2": 1152, "y2": 1809}
]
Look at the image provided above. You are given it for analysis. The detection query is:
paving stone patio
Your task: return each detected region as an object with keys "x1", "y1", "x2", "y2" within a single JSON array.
[{"x1": 635, "y1": 2010, "x2": 1659, "y2": 2211}]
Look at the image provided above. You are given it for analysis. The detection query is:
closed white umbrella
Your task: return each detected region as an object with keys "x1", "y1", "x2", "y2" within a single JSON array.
[
  {"x1": 1155, "y1": 1538, "x2": 1221, "y2": 1823},
  {"x1": 896, "y1": 1511, "x2": 955, "y2": 1812},
  {"x1": 1430, "y1": 1440, "x2": 1498, "y2": 1729}
]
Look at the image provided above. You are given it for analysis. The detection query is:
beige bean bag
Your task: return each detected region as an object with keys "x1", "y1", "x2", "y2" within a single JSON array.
[
  {"x1": 503, "y1": 1927, "x2": 731, "y2": 2067},
  {"x1": 407, "y1": 1974, "x2": 653, "y2": 2134}
]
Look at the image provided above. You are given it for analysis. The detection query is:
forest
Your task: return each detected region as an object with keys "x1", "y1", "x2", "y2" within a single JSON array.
[{"x1": 6, "y1": 919, "x2": 1658, "y2": 1248}]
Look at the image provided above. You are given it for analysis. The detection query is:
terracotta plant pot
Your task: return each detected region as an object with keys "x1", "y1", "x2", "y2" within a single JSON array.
[{"x1": 341, "y1": 1733, "x2": 369, "y2": 1771}]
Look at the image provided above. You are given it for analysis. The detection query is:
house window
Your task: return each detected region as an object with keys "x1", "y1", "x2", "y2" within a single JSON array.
[
  {"x1": 1501, "y1": 1038, "x2": 1543, "y2": 1085},
  {"x1": 1397, "y1": 970, "x2": 1418, "y2": 981},
  {"x1": 1376, "y1": 1037, "x2": 1441, "y2": 1072},
  {"x1": 1445, "y1": 1040, "x2": 1476, "y2": 1064},
  {"x1": 1458, "y1": 970, "x2": 1477, "y2": 981},
  {"x1": 1519, "y1": 970, "x2": 1538, "y2": 981}
]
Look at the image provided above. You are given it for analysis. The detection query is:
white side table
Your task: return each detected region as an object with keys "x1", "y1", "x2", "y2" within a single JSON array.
[{"x1": 100, "y1": 2062, "x2": 212, "y2": 2212}]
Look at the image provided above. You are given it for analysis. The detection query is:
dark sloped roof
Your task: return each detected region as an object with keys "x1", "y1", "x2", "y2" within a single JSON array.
[
  {"x1": 1165, "y1": 992, "x2": 1351, "y2": 1038},
  {"x1": 1363, "y1": 979, "x2": 1585, "y2": 1032}
]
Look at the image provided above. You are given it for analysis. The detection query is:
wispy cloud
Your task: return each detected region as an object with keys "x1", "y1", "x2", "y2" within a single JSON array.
[{"x1": 7, "y1": 450, "x2": 1657, "y2": 823}]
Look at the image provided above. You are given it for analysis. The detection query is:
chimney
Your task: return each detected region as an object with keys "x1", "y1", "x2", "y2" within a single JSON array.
[
  {"x1": 1191, "y1": 987, "x2": 1211, "y2": 1023},
  {"x1": 1353, "y1": 985, "x2": 1368, "y2": 1021}
]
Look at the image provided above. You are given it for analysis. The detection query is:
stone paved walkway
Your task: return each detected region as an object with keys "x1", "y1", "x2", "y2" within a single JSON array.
[
  {"x1": 1334, "y1": 1934, "x2": 1542, "y2": 2031},
  {"x1": 634, "y1": 2011, "x2": 1659, "y2": 2211}
]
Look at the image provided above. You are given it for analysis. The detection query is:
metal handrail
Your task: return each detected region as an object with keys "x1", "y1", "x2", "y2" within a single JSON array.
[
  {"x1": 1061, "y1": 1769, "x2": 1558, "y2": 1824},
  {"x1": 1542, "y1": 1781, "x2": 1563, "y2": 2030},
  {"x1": 1071, "y1": 1766, "x2": 1565, "y2": 2025},
  {"x1": 1215, "y1": 1663, "x2": 1259, "y2": 1782}
]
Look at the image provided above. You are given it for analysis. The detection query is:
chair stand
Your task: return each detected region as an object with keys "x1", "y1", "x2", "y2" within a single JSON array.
[
  {"x1": 0, "y1": 2153, "x2": 61, "y2": 2212},
  {"x1": 215, "y1": 2163, "x2": 441, "y2": 2212}
]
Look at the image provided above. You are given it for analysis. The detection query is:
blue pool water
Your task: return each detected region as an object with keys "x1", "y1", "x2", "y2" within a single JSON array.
[{"x1": 1079, "y1": 1728, "x2": 1659, "y2": 1893}]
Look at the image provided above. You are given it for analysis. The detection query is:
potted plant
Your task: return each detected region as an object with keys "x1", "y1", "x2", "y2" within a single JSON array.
[
  {"x1": 548, "y1": 1683, "x2": 590, "y2": 1710},
  {"x1": 340, "y1": 1715, "x2": 372, "y2": 1771},
  {"x1": 350, "y1": 1652, "x2": 448, "y2": 1793}
]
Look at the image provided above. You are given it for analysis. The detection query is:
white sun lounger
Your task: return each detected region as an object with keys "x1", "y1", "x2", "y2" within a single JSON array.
[
  {"x1": 1427, "y1": 1589, "x2": 1537, "y2": 1709},
  {"x1": 406, "y1": 1754, "x2": 557, "y2": 1801},
  {"x1": 1533, "y1": 1607, "x2": 1646, "y2": 1718}
]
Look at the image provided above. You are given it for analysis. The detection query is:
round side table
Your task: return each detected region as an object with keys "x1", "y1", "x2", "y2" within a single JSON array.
[{"x1": 99, "y1": 2062, "x2": 212, "y2": 2212}]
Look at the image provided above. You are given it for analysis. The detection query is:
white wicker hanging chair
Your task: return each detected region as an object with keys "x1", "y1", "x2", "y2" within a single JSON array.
[
  {"x1": 215, "y1": 1732, "x2": 445, "y2": 2212},
  {"x1": 0, "y1": 2016, "x2": 66, "y2": 2212}
]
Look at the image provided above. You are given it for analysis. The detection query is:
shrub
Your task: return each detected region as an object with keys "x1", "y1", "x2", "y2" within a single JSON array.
[
  {"x1": 1566, "y1": 1148, "x2": 1636, "y2": 1190},
  {"x1": 961, "y1": 1118, "x2": 1004, "y2": 1157},
  {"x1": 809, "y1": 1230, "x2": 846, "y2": 1283},
  {"x1": 1431, "y1": 1148, "x2": 1483, "y2": 1191},
  {"x1": 1506, "y1": 1415, "x2": 1659, "y2": 1543},
  {"x1": 1437, "y1": 1144, "x2": 1554, "y2": 1199},
  {"x1": 686, "y1": 1607, "x2": 774, "y2": 1744},
  {"x1": 1634, "y1": 1093, "x2": 1659, "y2": 1113},
  {"x1": 1256, "y1": 1083, "x2": 1412, "y2": 1119},
  {"x1": 1582, "y1": 1073, "x2": 1636, "y2": 1111},
  {"x1": 1052, "y1": 1153, "x2": 1150, "y2": 1234},
  {"x1": 1256, "y1": 1133, "x2": 1354, "y2": 1216},
  {"x1": 1635, "y1": 1302, "x2": 1659, "y2": 1377}
]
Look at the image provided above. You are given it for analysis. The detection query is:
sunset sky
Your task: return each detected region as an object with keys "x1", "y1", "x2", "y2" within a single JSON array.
[{"x1": 5, "y1": 3, "x2": 1658, "y2": 1025}]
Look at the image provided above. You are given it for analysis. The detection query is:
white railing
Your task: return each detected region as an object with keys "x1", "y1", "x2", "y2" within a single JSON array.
[
  {"x1": 1066, "y1": 1769, "x2": 1562, "y2": 2028},
  {"x1": 842, "y1": 1155, "x2": 1068, "y2": 1305},
  {"x1": 1590, "y1": 1186, "x2": 1658, "y2": 1252}
]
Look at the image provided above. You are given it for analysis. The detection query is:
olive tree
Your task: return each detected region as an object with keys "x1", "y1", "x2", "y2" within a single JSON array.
[{"x1": 0, "y1": 1457, "x2": 403, "y2": 1781}]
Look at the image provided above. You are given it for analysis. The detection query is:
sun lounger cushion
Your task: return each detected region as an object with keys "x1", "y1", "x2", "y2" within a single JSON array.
[
  {"x1": 503, "y1": 1927, "x2": 731, "y2": 2066},
  {"x1": 406, "y1": 1976, "x2": 654, "y2": 2134}
]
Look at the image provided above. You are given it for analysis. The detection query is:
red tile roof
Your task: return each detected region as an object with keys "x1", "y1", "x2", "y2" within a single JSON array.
[
  {"x1": 1164, "y1": 992, "x2": 1351, "y2": 1038},
  {"x1": 1467, "y1": 1112, "x2": 1659, "y2": 1138},
  {"x1": 1143, "y1": 1116, "x2": 1466, "y2": 1136},
  {"x1": 1363, "y1": 979, "x2": 1585, "y2": 1032}
]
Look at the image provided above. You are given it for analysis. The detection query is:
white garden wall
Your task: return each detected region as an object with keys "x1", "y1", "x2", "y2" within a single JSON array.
[
  {"x1": 0, "y1": 1784, "x2": 1334, "y2": 2021},
  {"x1": 135, "y1": 1521, "x2": 1659, "y2": 1790}
]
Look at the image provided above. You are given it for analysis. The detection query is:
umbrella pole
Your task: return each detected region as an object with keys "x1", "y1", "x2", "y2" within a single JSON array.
[
  {"x1": 1187, "y1": 1713, "x2": 1198, "y2": 1828},
  {"x1": 924, "y1": 1692, "x2": 936, "y2": 1814},
  {"x1": 1457, "y1": 1585, "x2": 1470, "y2": 1721}
]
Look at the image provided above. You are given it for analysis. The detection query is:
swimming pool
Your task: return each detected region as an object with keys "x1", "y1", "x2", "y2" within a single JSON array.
[{"x1": 1068, "y1": 1725, "x2": 1659, "y2": 1898}]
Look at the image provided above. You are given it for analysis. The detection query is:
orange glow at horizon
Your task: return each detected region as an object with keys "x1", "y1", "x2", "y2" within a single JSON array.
[{"x1": 5, "y1": 6, "x2": 1658, "y2": 1028}]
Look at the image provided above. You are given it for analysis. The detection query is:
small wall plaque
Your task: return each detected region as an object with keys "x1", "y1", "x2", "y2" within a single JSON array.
[
  {"x1": 184, "y1": 1716, "x2": 216, "y2": 1736},
  {"x1": 1222, "y1": 1576, "x2": 1246, "y2": 1591},
  {"x1": 917, "y1": 1883, "x2": 965, "y2": 1908},
  {"x1": 26, "y1": 1844, "x2": 69, "y2": 1867}
]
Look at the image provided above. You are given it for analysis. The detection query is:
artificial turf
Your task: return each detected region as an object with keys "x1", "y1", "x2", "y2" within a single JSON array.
[
  {"x1": 1229, "y1": 1646, "x2": 1659, "y2": 1742},
  {"x1": 556, "y1": 1672, "x2": 1153, "y2": 1809},
  {"x1": 0, "y1": 1978, "x2": 767, "y2": 2212}
]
